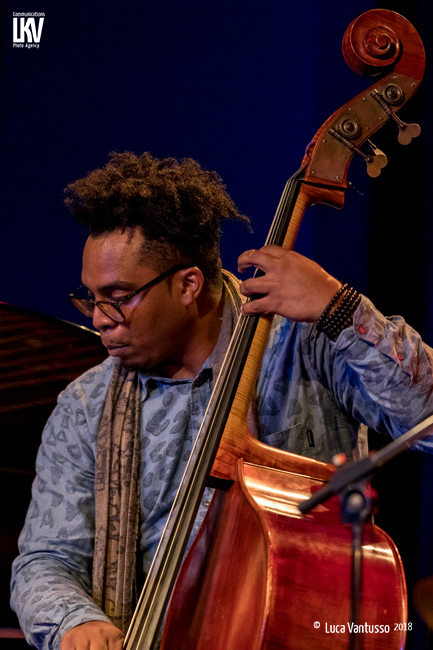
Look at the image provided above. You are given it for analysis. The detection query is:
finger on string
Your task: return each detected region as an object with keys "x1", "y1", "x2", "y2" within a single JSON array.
[
  {"x1": 237, "y1": 248, "x2": 275, "y2": 274},
  {"x1": 241, "y1": 296, "x2": 273, "y2": 315},
  {"x1": 240, "y1": 276, "x2": 272, "y2": 297}
]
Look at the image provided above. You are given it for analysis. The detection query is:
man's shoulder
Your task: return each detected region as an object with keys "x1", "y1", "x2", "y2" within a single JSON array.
[
  {"x1": 60, "y1": 356, "x2": 115, "y2": 402},
  {"x1": 40, "y1": 357, "x2": 115, "y2": 446}
]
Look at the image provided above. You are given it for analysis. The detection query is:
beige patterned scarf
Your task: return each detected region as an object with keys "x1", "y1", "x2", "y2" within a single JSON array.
[
  {"x1": 92, "y1": 271, "x2": 243, "y2": 633},
  {"x1": 92, "y1": 360, "x2": 142, "y2": 632}
]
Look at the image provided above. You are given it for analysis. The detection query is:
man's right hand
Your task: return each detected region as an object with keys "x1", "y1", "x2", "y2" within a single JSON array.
[{"x1": 60, "y1": 620, "x2": 124, "y2": 649}]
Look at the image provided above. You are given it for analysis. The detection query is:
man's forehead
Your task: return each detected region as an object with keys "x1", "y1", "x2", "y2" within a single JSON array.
[
  {"x1": 87, "y1": 226, "x2": 141, "y2": 246},
  {"x1": 82, "y1": 229, "x2": 155, "y2": 283},
  {"x1": 84, "y1": 228, "x2": 147, "y2": 260}
]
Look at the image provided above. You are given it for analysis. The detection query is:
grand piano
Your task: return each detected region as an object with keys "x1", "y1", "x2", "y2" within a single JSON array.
[{"x1": 0, "y1": 303, "x2": 107, "y2": 646}]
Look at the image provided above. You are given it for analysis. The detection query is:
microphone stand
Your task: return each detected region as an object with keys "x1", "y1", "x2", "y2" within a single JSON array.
[{"x1": 298, "y1": 414, "x2": 433, "y2": 650}]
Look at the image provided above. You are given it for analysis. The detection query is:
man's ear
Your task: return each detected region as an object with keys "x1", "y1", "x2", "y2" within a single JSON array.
[{"x1": 178, "y1": 267, "x2": 205, "y2": 306}]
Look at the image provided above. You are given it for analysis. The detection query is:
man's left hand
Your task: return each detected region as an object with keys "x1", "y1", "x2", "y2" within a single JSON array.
[{"x1": 238, "y1": 246, "x2": 341, "y2": 321}]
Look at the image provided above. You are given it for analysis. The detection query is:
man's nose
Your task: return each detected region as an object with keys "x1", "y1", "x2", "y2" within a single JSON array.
[{"x1": 92, "y1": 305, "x2": 118, "y2": 331}]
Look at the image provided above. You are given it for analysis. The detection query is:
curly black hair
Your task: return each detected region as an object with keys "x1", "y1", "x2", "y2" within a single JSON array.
[{"x1": 64, "y1": 151, "x2": 250, "y2": 287}]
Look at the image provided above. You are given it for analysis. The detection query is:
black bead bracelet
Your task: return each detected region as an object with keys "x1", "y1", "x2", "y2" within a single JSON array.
[{"x1": 311, "y1": 284, "x2": 361, "y2": 341}]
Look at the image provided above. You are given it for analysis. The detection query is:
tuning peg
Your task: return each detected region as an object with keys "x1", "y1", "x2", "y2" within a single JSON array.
[
  {"x1": 396, "y1": 121, "x2": 421, "y2": 145},
  {"x1": 371, "y1": 89, "x2": 421, "y2": 145},
  {"x1": 366, "y1": 141, "x2": 388, "y2": 178},
  {"x1": 329, "y1": 128, "x2": 388, "y2": 178}
]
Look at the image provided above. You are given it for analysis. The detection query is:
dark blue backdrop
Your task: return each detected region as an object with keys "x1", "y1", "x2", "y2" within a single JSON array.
[{"x1": 2, "y1": 1, "x2": 433, "y2": 647}]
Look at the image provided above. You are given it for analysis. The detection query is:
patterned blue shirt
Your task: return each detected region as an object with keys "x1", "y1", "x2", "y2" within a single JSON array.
[{"x1": 11, "y1": 296, "x2": 433, "y2": 648}]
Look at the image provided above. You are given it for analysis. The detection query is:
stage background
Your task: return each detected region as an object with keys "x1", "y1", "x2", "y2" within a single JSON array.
[{"x1": 1, "y1": 1, "x2": 433, "y2": 647}]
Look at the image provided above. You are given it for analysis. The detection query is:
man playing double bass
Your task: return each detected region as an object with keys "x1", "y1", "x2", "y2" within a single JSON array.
[{"x1": 11, "y1": 151, "x2": 433, "y2": 649}]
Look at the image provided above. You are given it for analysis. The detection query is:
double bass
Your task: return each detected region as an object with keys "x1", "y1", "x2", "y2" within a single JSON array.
[{"x1": 125, "y1": 9, "x2": 425, "y2": 649}]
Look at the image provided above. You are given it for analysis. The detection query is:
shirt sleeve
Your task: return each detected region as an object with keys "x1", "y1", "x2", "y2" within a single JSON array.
[
  {"x1": 321, "y1": 295, "x2": 433, "y2": 450},
  {"x1": 10, "y1": 368, "x2": 112, "y2": 649}
]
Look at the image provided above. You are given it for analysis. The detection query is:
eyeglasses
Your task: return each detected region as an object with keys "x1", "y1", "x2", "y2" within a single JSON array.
[{"x1": 68, "y1": 264, "x2": 191, "y2": 323}]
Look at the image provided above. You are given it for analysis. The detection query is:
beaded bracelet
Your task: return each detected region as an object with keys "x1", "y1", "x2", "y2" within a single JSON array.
[
  {"x1": 322, "y1": 287, "x2": 361, "y2": 340},
  {"x1": 311, "y1": 284, "x2": 361, "y2": 341},
  {"x1": 312, "y1": 283, "x2": 348, "y2": 336}
]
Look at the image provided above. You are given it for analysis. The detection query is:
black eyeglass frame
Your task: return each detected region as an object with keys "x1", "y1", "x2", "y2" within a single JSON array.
[{"x1": 68, "y1": 264, "x2": 193, "y2": 322}]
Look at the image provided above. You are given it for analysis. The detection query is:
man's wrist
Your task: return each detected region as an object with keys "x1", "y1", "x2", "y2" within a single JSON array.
[{"x1": 311, "y1": 284, "x2": 361, "y2": 341}]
